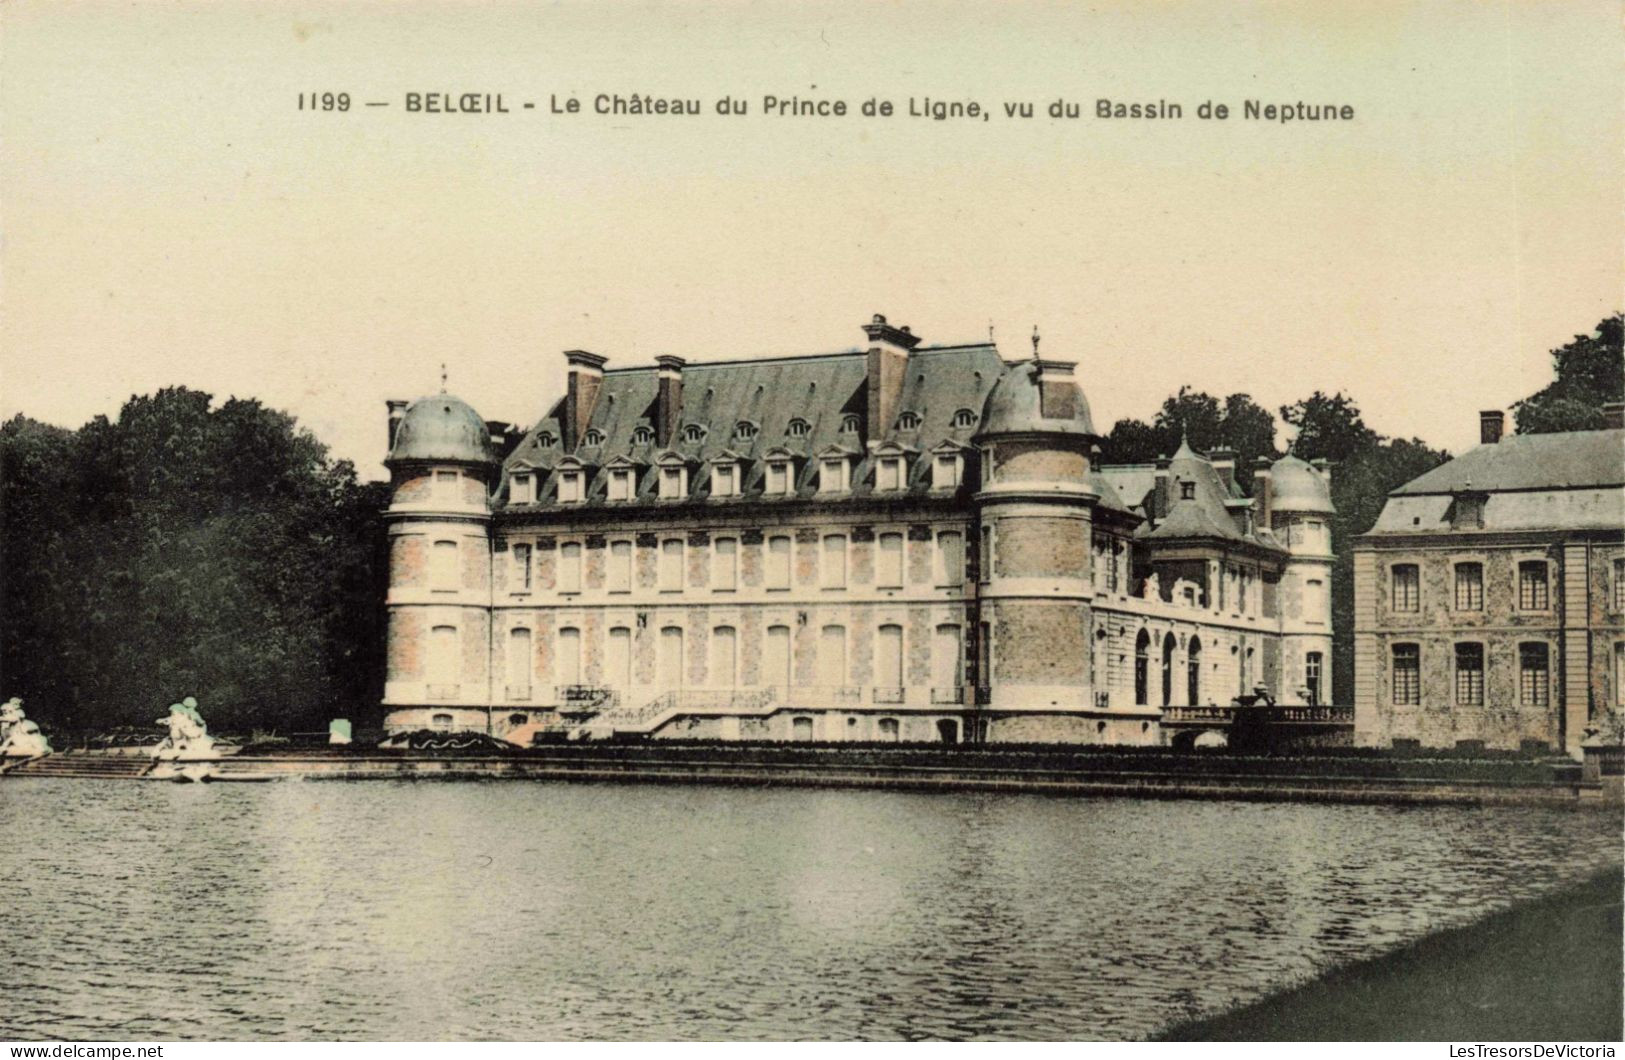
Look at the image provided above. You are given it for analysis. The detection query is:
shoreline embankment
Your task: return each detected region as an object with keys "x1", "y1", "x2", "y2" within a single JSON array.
[{"x1": 1159, "y1": 866, "x2": 1625, "y2": 1041}]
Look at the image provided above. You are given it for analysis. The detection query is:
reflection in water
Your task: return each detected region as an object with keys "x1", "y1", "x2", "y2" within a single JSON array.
[{"x1": 2, "y1": 780, "x2": 1619, "y2": 1040}]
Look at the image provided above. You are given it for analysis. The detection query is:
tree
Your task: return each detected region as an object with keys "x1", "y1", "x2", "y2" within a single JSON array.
[
  {"x1": 0, "y1": 390, "x2": 388, "y2": 737},
  {"x1": 1102, "y1": 387, "x2": 1281, "y2": 486},
  {"x1": 1512, "y1": 314, "x2": 1624, "y2": 434}
]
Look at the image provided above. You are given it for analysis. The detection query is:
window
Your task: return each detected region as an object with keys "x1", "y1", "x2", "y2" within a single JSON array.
[
  {"x1": 659, "y1": 465, "x2": 686, "y2": 500},
  {"x1": 1391, "y1": 564, "x2": 1420, "y2": 612},
  {"x1": 1454, "y1": 563, "x2": 1483, "y2": 610},
  {"x1": 1615, "y1": 558, "x2": 1625, "y2": 611},
  {"x1": 583, "y1": 429, "x2": 605, "y2": 447},
  {"x1": 1106, "y1": 540, "x2": 1119, "y2": 593},
  {"x1": 1392, "y1": 644, "x2": 1420, "y2": 705},
  {"x1": 508, "y1": 628, "x2": 532, "y2": 695},
  {"x1": 510, "y1": 474, "x2": 534, "y2": 504},
  {"x1": 711, "y1": 626, "x2": 738, "y2": 688},
  {"x1": 1305, "y1": 579, "x2": 1326, "y2": 623},
  {"x1": 786, "y1": 418, "x2": 810, "y2": 438},
  {"x1": 937, "y1": 531, "x2": 964, "y2": 587},
  {"x1": 734, "y1": 421, "x2": 758, "y2": 441},
  {"x1": 896, "y1": 411, "x2": 921, "y2": 430},
  {"x1": 766, "y1": 535, "x2": 792, "y2": 589},
  {"x1": 819, "y1": 457, "x2": 850, "y2": 493},
  {"x1": 933, "y1": 452, "x2": 962, "y2": 490},
  {"x1": 876, "y1": 457, "x2": 904, "y2": 491},
  {"x1": 1454, "y1": 643, "x2": 1484, "y2": 706},
  {"x1": 711, "y1": 464, "x2": 738, "y2": 497},
  {"x1": 608, "y1": 540, "x2": 632, "y2": 592},
  {"x1": 822, "y1": 535, "x2": 848, "y2": 589},
  {"x1": 511, "y1": 543, "x2": 532, "y2": 593},
  {"x1": 951, "y1": 408, "x2": 976, "y2": 429},
  {"x1": 1519, "y1": 643, "x2": 1549, "y2": 707},
  {"x1": 1187, "y1": 637, "x2": 1203, "y2": 706},
  {"x1": 817, "y1": 625, "x2": 847, "y2": 686},
  {"x1": 1305, "y1": 652, "x2": 1323, "y2": 706},
  {"x1": 764, "y1": 625, "x2": 792, "y2": 689},
  {"x1": 765, "y1": 461, "x2": 792, "y2": 495},
  {"x1": 657, "y1": 626, "x2": 684, "y2": 689},
  {"x1": 840, "y1": 414, "x2": 860, "y2": 433},
  {"x1": 681, "y1": 424, "x2": 706, "y2": 443},
  {"x1": 877, "y1": 532, "x2": 904, "y2": 588},
  {"x1": 876, "y1": 624, "x2": 904, "y2": 694},
  {"x1": 429, "y1": 625, "x2": 459, "y2": 686},
  {"x1": 606, "y1": 627, "x2": 632, "y2": 690},
  {"x1": 933, "y1": 624, "x2": 963, "y2": 695},
  {"x1": 431, "y1": 712, "x2": 455, "y2": 731},
  {"x1": 659, "y1": 539, "x2": 684, "y2": 591},
  {"x1": 1134, "y1": 629, "x2": 1150, "y2": 706},
  {"x1": 431, "y1": 539, "x2": 459, "y2": 591},
  {"x1": 713, "y1": 537, "x2": 737, "y2": 591},
  {"x1": 1305, "y1": 520, "x2": 1325, "y2": 551},
  {"x1": 1179, "y1": 481, "x2": 1196, "y2": 501},
  {"x1": 878, "y1": 717, "x2": 900, "y2": 741},
  {"x1": 608, "y1": 468, "x2": 633, "y2": 501},
  {"x1": 1616, "y1": 642, "x2": 1625, "y2": 707},
  {"x1": 981, "y1": 526, "x2": 994, "y2": 582},
  {"x1": 1518, "y1": 561, "x2": 1550, "y2": 610},
  {"x1": 537, "y1": 431, "x2": 556, "y2": 448},
  {"x1": 557, "y1": 471, "x2": 584, "y2": 504},
  {"x1": 632, "y1": 426, "x2": 653, "y2": 445},
  {"x1": 556, "y1": 627, "x2": 581, "y2": 688},
  {"x1": 559, "y1": 542, "x2": 582, "y2": 593},
  {"x1": 435, "y1": 469, "x2": 459, "y2": 501}
]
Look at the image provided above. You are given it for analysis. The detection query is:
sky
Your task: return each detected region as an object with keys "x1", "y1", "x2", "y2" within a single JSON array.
[{"x1": 3, "y1": 0, "x2": 1621, "y2": 479}]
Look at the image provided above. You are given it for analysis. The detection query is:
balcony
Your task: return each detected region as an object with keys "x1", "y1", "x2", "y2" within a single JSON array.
[
  {"x1": 873, "y1": 687, "x2": 907, "y2": 705},
  {"x1": 783, "y1": 685, "x2": 861, "y2": 708},
  {"x1": 931, "y1": 686, "x2": 966, "y2": 705}
]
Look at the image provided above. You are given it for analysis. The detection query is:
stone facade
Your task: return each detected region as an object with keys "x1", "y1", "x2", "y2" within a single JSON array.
[{"x1": 381, "y1": 316, "x2": 1337, "y2": 744}]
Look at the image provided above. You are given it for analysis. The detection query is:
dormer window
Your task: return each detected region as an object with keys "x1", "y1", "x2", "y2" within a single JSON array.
[
  {"x1": 583, "y1": 428, "x2": 605, "y2": 447},
  {"x1": 658, "y1": 462, "x2": 688, "y2": 500},
  {"x1": 557, "y1": 470, "x2": 584, "y2": 504},
  {"x1": 931, "y1": 449, "x2": 963, "y2": 490},
  {"x1": 681, "y1": 424, "x2": 706, "y2": 443},
  {"x1": 876, "y1": 456, "x2": 905, "y2": 491},
  {"x1": 711, "y1": 463, "x2": 739, "y2": 497},
  {"x1": 820, "y1": 456, "x2": 851, "y2": 494},
  {"x1": 895, "y1": 411, "x2": 921, "y2": 431},
  {"x1": 510, "y1": 474, "x2": 534, "y2": 504},
  {"x1": 765, "y1": 459, "x2": 794, "y2": 495},
  {"x1": 734, "y1": 422, "x2": 759, "y2": 442},
  {"x1": 537, "y1": 431, "x2": 556, "y2": 448},
  {"x1": 951, "y1": 408, "x2": 976, "y2": 429},
  {"x1": 632, "y1": 426, "x2": 654, "y2": 446},
  {"x1": 1180, "y1": 481, "x2": 1196, "y2": 500},
  {"x1": 786, "y1": 418, "x2": 810, "y2": 438},
  {"x1": 840, "y1": 414, "x2": 860, "y2": 434},
  {"x1": 607, "y1": 468, "x2": 634, "y2": 501}
]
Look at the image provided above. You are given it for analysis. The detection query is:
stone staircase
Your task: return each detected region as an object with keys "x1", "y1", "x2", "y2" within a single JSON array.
[
  {"x1": 6, "y1": 752, "x2": 157, "y2": 779},
  {"x1": 573, "y1": 688, "x2": 778, "y2": 740}
]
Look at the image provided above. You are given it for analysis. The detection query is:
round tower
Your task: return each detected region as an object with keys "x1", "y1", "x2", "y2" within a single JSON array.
[
  {"x1": 381, "y1": 393, "x2": 498, "y2": 735},
  {"x1": 972, "y1": 355, "x2": 1103, "y2": 742},
  {"x1": 1264, "y1": 454, "x2": 1336, "y2": 706}
]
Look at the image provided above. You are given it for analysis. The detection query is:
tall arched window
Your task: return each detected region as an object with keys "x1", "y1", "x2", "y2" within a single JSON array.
[
  {"x1": 658, "y1": 626, "x2": 685, "y2": 689},
  {"x1": 1134, "y1": 629, "x2": 1150, "y2": 706},
  {"x1": 507, "y1": 628, "x2": 532, "y2": 695},
  {"x1": 1187, "y1": 636, "x2": 1202, "y2": 706},
  {"x1": 556, "y1": 627, "x2": 582, "y2": 688},
  {"x1": 607, "y1": 627, "x2": 632, "y2": 691},
  {"x1": 711, "y1": 626, "x2": 738, "y2": 689},
  {"x1": 1161, "y1": 633, "x2": 1176, "y2": 707},
  {"x1": 818, "y1": 624, "x2": 847, "y2": 687},
  {"x1": 765, "y1": 625, "x2": 792, "y2": 691},
  {"x1": 876, "y1": 624, "x2": 904, "y2": 697}
]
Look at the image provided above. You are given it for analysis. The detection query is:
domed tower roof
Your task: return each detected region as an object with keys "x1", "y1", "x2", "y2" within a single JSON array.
[
  {"x1": 387, "y1": 393, "x2": 495, "y2": 467},
  {"x1": 976, "y1": 360, "x2": 1097, "y2": 440},
  {"x1": 1269, "y1": 454, "x2": 1334, "y2": 513}
]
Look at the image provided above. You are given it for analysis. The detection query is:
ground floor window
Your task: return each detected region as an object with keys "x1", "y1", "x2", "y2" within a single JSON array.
[
  {"x1": 1455, "y1": 643, "x2": 1484, "y2": 707},
  {"x1": 1519, "y1": 643, "x2": 1550, "y2": 707},
  {"x1": 1393, "y1": 644, "x2": 1420, "y2": 706},
  {"x1": 1305, "y1": 652, "x2": 1323, "y2": 706}
]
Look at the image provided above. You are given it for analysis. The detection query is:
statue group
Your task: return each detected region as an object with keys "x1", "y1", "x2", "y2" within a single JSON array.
[
  {"x1": 155, "y1": 696, "x2": 221, "y2": 760},
  {"x1": 0, "y1": 697, "x2": 51, "y2": 758}
]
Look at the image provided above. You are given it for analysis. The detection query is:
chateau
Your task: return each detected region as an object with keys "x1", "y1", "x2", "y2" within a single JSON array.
[
  {"x1": 380, "y1": 315, "x2": 1334, "y2": 744},
  {"x1": 1353, "y1": 406, "x2": 1625, "y2": 755}
]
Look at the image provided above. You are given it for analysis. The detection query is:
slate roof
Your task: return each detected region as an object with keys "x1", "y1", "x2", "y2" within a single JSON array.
[
  {"x1": 1096, "y1": 440, "x2": 1283, "y2": 553},
  {"x1": 501, "y1": 344, "x2": 1006, "y2": 506},
  {"x1": 1392, "y1": 429, "x2": 1624, "y2": 494}
]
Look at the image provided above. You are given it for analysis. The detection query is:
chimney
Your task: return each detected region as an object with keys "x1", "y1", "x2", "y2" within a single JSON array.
[
  {"x1": 1252, "y1": 456, "x2": 1274, "y2": 529},
  {"x1": 1603, "y1": 401, "x2": 1624, "y2": 430},
  {"x1": 563, "y1": 350, "x2": 608, "y2": 451},
  {"x1": 1479, "y1": 409, "x2": 1504, "y2": 445},
  {"x1": 1152, "y1": 456, "x2": 1171, "y2": 521},
  {"x1": 655, "y1": 355, "x2": 686, "y2": 447},
  {"x1": 1310, "y1": 457, "x2": 1334, "y2": 487},
  {"x1": 1209, "y1": 447, "x2": 1237, "y2": 491},
  {"x1": 386, "y1": 399, "x2": 409, "y2": 452},
  {"x1": 862, "y1": 314, "x2": 922, "y2": 444},
  {"x1": 1034, "y1": 359, "x2": 1079, "y2": 420}
]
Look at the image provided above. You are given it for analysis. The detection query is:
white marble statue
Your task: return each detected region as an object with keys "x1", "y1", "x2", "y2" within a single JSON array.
[
  {"x1": 1141, "y1": 572, "x2": 1161, "y2": 601},
  {"x1": 153, "y1": 696, "x2": 220, "y2": 760},
  {"x1": 0, "y1": 697, "x2": 52, "y2": 757}
]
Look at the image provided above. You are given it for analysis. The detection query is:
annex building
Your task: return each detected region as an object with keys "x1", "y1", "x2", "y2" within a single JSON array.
[
  {"x1": 380, "y1": 315, "x2": 1335, "y2": 745},
  {"x1": 1352, "y1": 406, "x2": 1625, "y2": 755}
]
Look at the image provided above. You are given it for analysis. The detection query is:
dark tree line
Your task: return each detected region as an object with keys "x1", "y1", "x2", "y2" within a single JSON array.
[{"x1": 1, "y1": 388, "x2": 389, "y2": 736}]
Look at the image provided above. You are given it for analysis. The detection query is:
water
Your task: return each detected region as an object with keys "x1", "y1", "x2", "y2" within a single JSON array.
[{"x1": 2, "y1": 779, "x2": 1620, "y2": 1041}]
